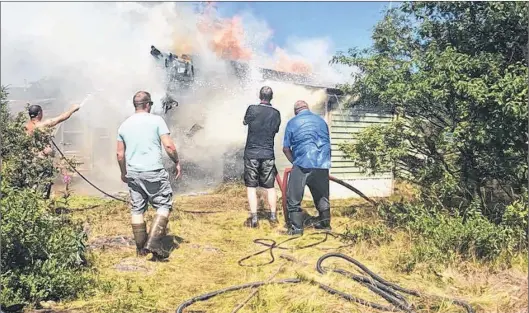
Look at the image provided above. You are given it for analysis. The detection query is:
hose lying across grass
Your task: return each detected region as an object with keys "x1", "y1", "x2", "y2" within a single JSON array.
[
  {"x1": 51, "y1": 142, "x2": 473, "y2": 312},
  {"x1": 238, "y1": 232, "x2": 335, "y2": 267},
  {"x1": 176, "y1": 250, "x2": 475, "y2": 313}
]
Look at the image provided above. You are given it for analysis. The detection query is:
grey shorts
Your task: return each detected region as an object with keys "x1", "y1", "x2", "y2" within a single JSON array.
[{"x1": 126, "y1": 169, "x2": 173, "y2": 215}]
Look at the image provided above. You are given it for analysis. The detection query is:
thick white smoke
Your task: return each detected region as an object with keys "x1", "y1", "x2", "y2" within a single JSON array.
[{"x1": 1, "y1": 2, "x2": 353, "y2": 194}]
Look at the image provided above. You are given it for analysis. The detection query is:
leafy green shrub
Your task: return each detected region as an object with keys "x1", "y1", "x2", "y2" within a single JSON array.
[
  {"x1": 0, "y1": 87, "x2": 91, "y2": 308},
  {"x1": 333, "y1": 2, "x2": 528, "y2": 268},
  {"x1": 1, "y1": 91, "x2": 57, "y2": 194},
  {"x1": 379, "y1": 201, "x2": 526, "y2": 270},
  {"x1": 0, "y1": 186, "x2": 90, "y2": 307},
  {"x1": 500, "y1": 192, "x2": 529, "y2": 249},
  {"x1": 333, "y1": 2, "x2": 528, "y2": 228},
  {"x1": 341, "y1": 223, "x2": 393, "y2": 245}
]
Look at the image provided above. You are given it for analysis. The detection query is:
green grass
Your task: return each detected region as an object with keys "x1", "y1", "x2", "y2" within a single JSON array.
[{"x1": 39, "y1": 184, "x2": 527, "y2": 313}]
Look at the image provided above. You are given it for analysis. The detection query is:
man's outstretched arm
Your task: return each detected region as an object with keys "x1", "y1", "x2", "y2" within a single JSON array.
[{"x1": 39, "y1": 104, "x2": 81, "y2": 128}]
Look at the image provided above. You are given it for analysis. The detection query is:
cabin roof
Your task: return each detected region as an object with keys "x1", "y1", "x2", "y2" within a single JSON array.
[{"x1": 228, "y1": 60, "x2": 343, "y2": 95}]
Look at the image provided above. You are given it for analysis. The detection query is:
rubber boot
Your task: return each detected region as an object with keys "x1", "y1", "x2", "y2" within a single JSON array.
[
  {"x1": 287, "y1": 211, "x2": 304, "y2": 236},
  {"x1": 244, "y1": 213, "x2": 259, "y2": 228},
  {"x1": 144, "y1": 215, "x2": 170, "y2": 260},
  {"x1": 132, "y1": 223, "x2": 148, "y2": 256},
  {"x1": 314, "y1": 210, "x2": 331, "y2": 231}
]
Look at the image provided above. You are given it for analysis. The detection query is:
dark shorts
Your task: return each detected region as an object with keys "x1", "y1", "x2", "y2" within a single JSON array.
[{"x1": 244, "y1": 158, "x2": 277, "y2": 188}]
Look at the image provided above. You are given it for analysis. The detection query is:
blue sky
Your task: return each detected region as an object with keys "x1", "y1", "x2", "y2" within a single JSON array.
[{"x1": 214, "y1": 2, "x2": 391, "y2": 54}]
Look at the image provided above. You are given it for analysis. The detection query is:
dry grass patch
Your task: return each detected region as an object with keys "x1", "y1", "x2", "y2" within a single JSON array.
[{"x1": 43, "y1": 184, "x2": 527, "y2": 313}]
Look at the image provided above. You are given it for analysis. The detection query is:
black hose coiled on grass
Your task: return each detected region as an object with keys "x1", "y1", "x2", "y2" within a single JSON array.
[
  {"x1": 176, "y1": 252, "x2": 475, "y2": 313},
  {"x1": 51, "y1": 141, "x2": 473, "y2": 313},
  {"x1": 237, "y1": 232, "x2": 337, "y2": 267},
  {"x1": 175, "y1": 278, "x2": 302, "y2": 313},
  {"x1": 316, "y1": 253, "x2": 415, "y2": 312},
  {"x1": 316, "y1": 253, "x2": 475, "y2": 313}
]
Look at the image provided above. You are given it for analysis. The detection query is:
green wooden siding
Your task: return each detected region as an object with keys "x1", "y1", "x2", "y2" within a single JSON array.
[
  {"x1": 275, "y1": 107, "x2": 395, "y2": 180},
  {"x1": 330, "y1": 109, "x2": 394, "y2": 180}
]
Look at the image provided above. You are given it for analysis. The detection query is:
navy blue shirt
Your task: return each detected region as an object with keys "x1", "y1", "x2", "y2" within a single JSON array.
[{"x1": 283, "y1": 110, "x2": 331, "y2": 169}]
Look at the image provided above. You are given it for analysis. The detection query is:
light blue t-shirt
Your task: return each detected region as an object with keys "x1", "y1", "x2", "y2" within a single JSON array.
[{"x1": 117, "y1": 112, "x2": 170, "y2": 172}]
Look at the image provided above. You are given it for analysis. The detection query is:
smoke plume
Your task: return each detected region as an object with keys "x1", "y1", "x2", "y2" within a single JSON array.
[{"x1": 1, "y1": 2, "x2": 353, "y2": 194}]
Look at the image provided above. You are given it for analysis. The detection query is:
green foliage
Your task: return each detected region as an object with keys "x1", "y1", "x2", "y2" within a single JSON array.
[
  {"x1": 379, "y1": 201, "x2": 526, "y2": 271},
  {"x1": 0, "y1": 87, "x2": 91, "y2": 307},
  {"x1": 333, "y1": 2, "x2": 528, "y2": 225},
  {"x1": 500, "y1": 191, "x2": 529, "y2": 248},
  {"x1": 0, "y1": 187, "x2": 90, "y2": 306},
  {"x1": 341, "y1": 223, "x2": 393, "y2": 246},
  {"x1": 1, "y1": 86, "x2": 57, "y2": 193}
]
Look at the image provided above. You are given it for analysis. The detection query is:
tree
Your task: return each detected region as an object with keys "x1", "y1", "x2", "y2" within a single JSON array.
[{"x1": 332, "y1": 2, "x2": 528, "y2": 223}]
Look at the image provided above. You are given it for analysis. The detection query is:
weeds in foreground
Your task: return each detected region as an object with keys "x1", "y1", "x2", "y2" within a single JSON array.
[{"x1": 45, "y1": 184, "x2": 528, "y2": 313}]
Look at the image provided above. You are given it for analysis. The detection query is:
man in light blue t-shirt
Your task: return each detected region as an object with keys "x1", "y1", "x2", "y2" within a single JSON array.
[{"x1": 116, "y1": 91, "x2": 181, "y2": 260}]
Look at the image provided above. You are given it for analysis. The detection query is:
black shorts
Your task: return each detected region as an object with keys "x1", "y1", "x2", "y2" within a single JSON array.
[{"x1": 244, "y1": 158, "x2": 277, "y2": 188}]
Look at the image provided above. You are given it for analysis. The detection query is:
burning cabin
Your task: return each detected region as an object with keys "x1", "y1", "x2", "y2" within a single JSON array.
[
  {"x1": 154, "y1": 46, "x2": 394, "y2": 198},
  {"x1": 5, "y1": 50, "x2": 394, "y2": 199}
]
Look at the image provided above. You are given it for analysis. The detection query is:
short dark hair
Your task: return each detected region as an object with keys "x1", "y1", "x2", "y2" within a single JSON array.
[
  {"x1": 132, "y1": 91, "x2": 152, "y2": 109},
  {"x1": 259, "y1": 86, "x2": 273, "y2": 102},
  {"x1": 28, "y1": 104, "x2": 42, "y2": 118}
]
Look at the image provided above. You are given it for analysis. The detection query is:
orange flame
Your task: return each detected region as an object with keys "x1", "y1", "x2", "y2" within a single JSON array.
[
  {"x1": 171, "y1": 39, "x2": 194, "y2": 56},
  {"x1": 170, "y1": 4, "x2": 313, "y2": 74},
  {"x1": 273, "y1": 48, "x2": 312, "y2": 74},
  {"x1": 209, "y1": 17, "x2": 252, "y2": 61}
]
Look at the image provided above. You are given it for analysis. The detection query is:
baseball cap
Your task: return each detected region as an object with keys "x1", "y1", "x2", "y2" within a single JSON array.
[{"x1": 28, "y1": 104, "x2": 42, "y2": 118}]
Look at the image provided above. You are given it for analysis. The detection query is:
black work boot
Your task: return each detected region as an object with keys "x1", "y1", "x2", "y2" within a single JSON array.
[
  {"x1": 244, "y1": 213, "x2": 259, "y2": 228},
  {"x1": 132, "y1": 222, "x2": 148, "y2": 256},
  {"x1": 314, "y1": 210, "x2": 332, "y2": 231},
  {"x1": 144, "y1": 215, "x2": 170, "y2": 260},
  {"x1": 287, "y1": 211, "x2": 304, "y2": 236}
]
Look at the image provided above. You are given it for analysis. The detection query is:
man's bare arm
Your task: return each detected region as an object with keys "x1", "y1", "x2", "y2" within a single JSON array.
[
  {"x1": 39, "y1": 104, "x2": 81, "y2": 128},
  {"x1": 283, "y1": 147, "x2": 294, "y2": 164},
  {"x1": 116, "y1": 140, "x2": 127, "y2": 176},
  {"x1": 160, "y1": 134, "x2": 179, "y2": 164}
]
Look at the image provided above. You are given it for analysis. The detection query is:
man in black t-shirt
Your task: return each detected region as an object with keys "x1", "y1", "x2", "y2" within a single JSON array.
[{"x1": 242, "y1": 86, "x2": 281, "y2": 228}]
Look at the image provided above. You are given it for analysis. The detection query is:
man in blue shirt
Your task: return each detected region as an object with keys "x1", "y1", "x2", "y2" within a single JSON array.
[{"x1": 282, "y1": 100, "x2": 331, "y2": 235}]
